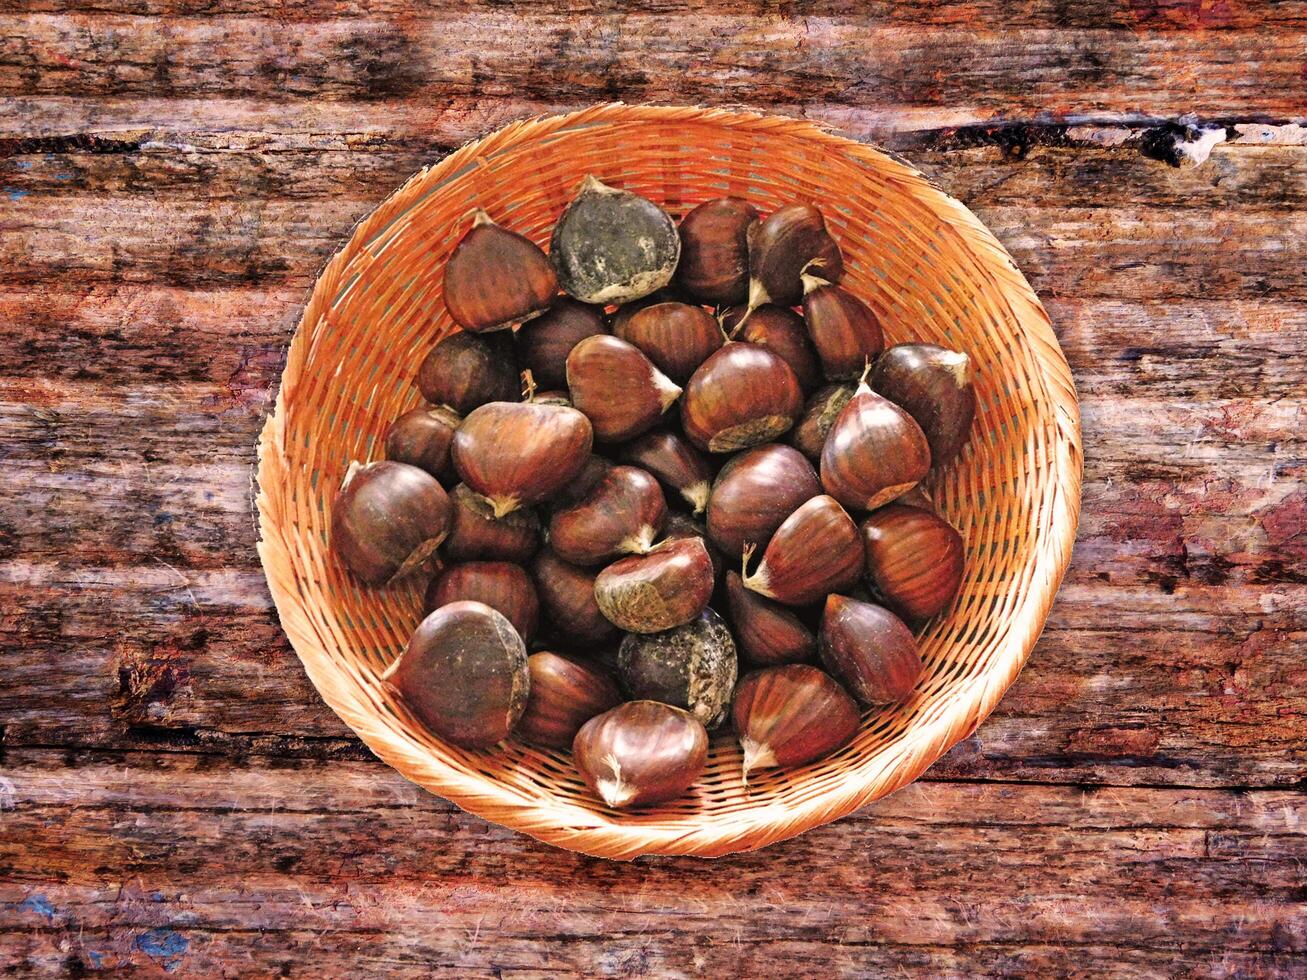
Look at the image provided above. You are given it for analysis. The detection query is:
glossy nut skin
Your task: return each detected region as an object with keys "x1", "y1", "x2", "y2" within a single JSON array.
[
  {"x1": 444, "y1": 211, "x2": 557, "y2": 332},
  {"x1": 572, "y1": 701, "x2": 709, "y2": 809},
  {"x1": 820, "y1": 383, "x2": 931, "y2": 512},
  {"x1": 516, "y1": 652, "x2": 622, "y2": 750},
  {"x1": 747, "y1": 203, "x2": 844, "y2": 309},
  {"x1": 443, "y1": 484, "x2": 541, "y2": 563},
  {"x1": 675, "y1": 197, "x2": 759, "y2": 305},
  {"x1": 801, "y1": 277, "x2": 884, "y2": 381},
  {"x1": 332, "y1": 461, "x2": 452, "y2": 585},
  {"x1": 724, "y1": 570, "x2": 816, "y2": 665},
  {"x1": 732, "y1": 664, "x2": 860, "y2": 775},
  {"x1": 681, "y1": 343, "x2": 803, "y2": 453},
  {"x1": 548, "y1": 465, "x2": 668, "y2": 566},
  {"x1": 615, "y1": 301, "x2": 725, "y2": 384},
  {"x1": 860, "y1": 504, "x2": 965, "y2": 622},
  {"x1": 721, "y1": 304, "x2": 821, "y2": 392},
  {"x1": 791, "y1": 383, "x2": 855, "y2": 462},
  {"x1": 384, "y1": 405, "x2": 460, "y2": 483},
  {"x1": 593, "y1": 537, "x2": 715, "y2": 634},
  {"x1": 616, "y1": 608, "x2": 738, "y2": 729},
  {"x1": 515, "y1": 298, "x2": 607, "y2": 391},
  {"x1": 869, "y1": 343, "x2": 977, "y2": 468},
  {"x1": 451, "y1": 401, "x2": 593, "y2": 517},
  {"x1": 706, "y1": 443, "x2": 820, "y2": 560},
  {"x1": 660, "y1": 514, "x2": 723, "y2": 582},
  {"x1": 566, "y1": 334, "x2": 682, "y2": 443},
  {"x1": 417, "y1": 332, "x2": 519, "y2": 415},
  {"x1": 382, "y1": 600, "x2": 529, "y2": 748},
  {"x1": 609, "y1": 286, "x2": 690, "y2": 336},
  {"x1": 424, "y1": 561, "x2": 540, "y2": 642},
  {"x1": 530, "y1": 549, "x2": 620, "y2": 649},
  {"x1": 618, "y1": 429, "x2": 713, "y2": 515},
  {"x1": 819, "y1": 595, "x2": 923, "y2": 705},
  {"x1": 742, "y1": 494, "x2": 862, "y2": 606}
]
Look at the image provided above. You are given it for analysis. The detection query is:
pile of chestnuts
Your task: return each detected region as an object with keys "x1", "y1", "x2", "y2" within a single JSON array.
[{"x1": 333, "y1": 177, "x2": 976, "y2": 810}]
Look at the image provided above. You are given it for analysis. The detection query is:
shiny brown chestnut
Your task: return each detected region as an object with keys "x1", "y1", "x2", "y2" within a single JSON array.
[
  {"x1": 443, "y1": 483, "x2": 540, "y2": 562},
  {"x1": 516, "y1": 652, "x2": 621, "y2": 750},
  {"x1": 530, "y1": 549, "x2": 620, "y2": 649},
  {"x1": 382, "y1": 600, "x2": 529, "y2": 748},
  {"x1": 384, "y1": 404, "x2": 460, "y2": 483},
  {"x1": 721, "y1": 304, "x2": 821, "y2": 392},
  {"x1": 616, "y1": 608, "x2": 738, "y2": 729},
  {"x1": 548, "y1": 465, "x2": 667, "y2": 566},
  {"x1": 801, "y1": 274, "x2": 884, "y2": 381},
  {"x1": 417, "y1": 332, "x2": 518, "y2": 415},
  {"x1": 675, "y1": 197, "x2": 760, "y2": 305},
  {"x1": 791, "y1": 383, "x2": 855, "y2": 461},
  {"x1": 820, "y1": 374, "x2": 931, "y2": 512},
  {"x1": 593, "y1": 537, "x2": 715, "y2": 634},
  {"x1": 572, "y1": 701, "x2": 709, "y2": 809},
  {"x1": 724, "y1": 570, "x2": 816, "y2": 665},
  {"x1": 746, "y1": 203, "x2": 844, "y2": 311},
  {"x1": 706, "y1": 443, "x2": 821, "y2": 559},
  {"x1": 566, "y1": 334, "x2": 682, "y2": 442},
  {"x1": 861, "y1": 504, "x2": 965, "y2": 622},
  {"x1": 452, "y1": 401, "x2": 593, "y2": 517},
  {"x1": 608, "y1": 286, "x2": 689, "y2": 336},
  {"x1": 870, "y1": 343, "x2": 977, "y2": 467},
  {"x1": 618, "y1": 429, "x2": 713, "y2": 515},
  {"x1": 514, "y1": 298, "x2": 607, "y2": 391},
  {"x1": 424, "y1": 560, "x2": 540, "y2": 641},
  {"x1": 681, "y1": 343, "x2": 804, "y2": 453},
  {"x1": 444, "y1": 210, "x2": 557, "y2": 332},
  {"x1": 819, "y1": 595, "x2": 923, "y2": 705},
  {"x1": 742, "y1": 494, "x2": 862, "y2": 606},
  {"x1": 732, "y1": 664, "x2": 860, "y2": 777},
  {"x1": 614, "y1": 301, "x2": 725, "y2": 384},
  {"x1": 332, "y1": 461, "x2": 451, "y2": 585}
]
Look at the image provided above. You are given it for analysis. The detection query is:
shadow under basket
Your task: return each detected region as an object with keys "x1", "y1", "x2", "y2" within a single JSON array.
[{"x1": 255, "y1": 103, "x2": 1083, "y2": 860}]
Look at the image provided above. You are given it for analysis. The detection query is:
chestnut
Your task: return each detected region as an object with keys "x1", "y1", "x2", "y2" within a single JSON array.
[
  {"x1": 732, "y1": 664, "x2": 860, "y2": 776},
  {"x1": 614, "y1": 301, "x2": 725, "y2": 384},
  {"x1": 861, "y1": 504, "x2": 965, "y2": 622},
  {"x1": 572, "y1": 701, "x2": 708, "y2": 809},
  {"x1": 706, "y1": 443, "x2": 820, "y2": 560},
  {"x1": 444, "y1": 210, "x2": 557, "y2": 332},
  {"x1": 548, "y1": 465, "x2": 668, "y2": 566},
  {"x1": 443, "y1": 483, "x2": 540, "y2": 563},
  {"x1": 819, "y1": 595, "x2": 923, "y2": 705},
  {"x1": 660, "y1": 514, "x2": 724, "y2": 582},
  {"x1": 746, "y1": 203, "x2": 844, "y2": 310},
  {"x1": 615, "y1": 607, "x2": 738, "y2": 729},
  {"x1": 675, "y1": 197, "x2": 760, "y2": 305},
  {"x1": 550, "y1": 175, "x2": 680, "y2": 305},
  {"x1": 530, "y1": 549, "x2": 620, "y2": 649},
  {"x1": 790, "y1": 383, "x2": 855, "y2": 462},
  {"x1": 724, "y1": 570, "x2": 816, "y2": 665},
  {"x1": 382, "y1": 600, "x2": 529, "y2": 748},
  {"x1": 417, "y1": 331, "x2": 518, "y2": 415},
  {"x1": 514, "y1": 297, "x2": 607, "y2": 391},
  {"x1": 593, "y1": 537, "x2": 715, "y2": 634},
  {"x1": 741, "y1": 494, "x2": 862, "y2": 606},
  {"x1": 566, "y1": 334, "x2": 681, "y2": 443},
  {"x1": 516, "y1": 651, "x2": 621, "y2": 750},
  {"x1": 451, "y1": 400, "x2": 593, "y2": 517},
  {"x1": 332, "y1": 461, "x2": 451, "y2": 584},
  {"x1": 618, "y1": 429, "x2": 713, "y2": 515},
  {"x1": 609, "y1": 286, "x2": 690, "y2": 336},
  {"x1": 681, "y1": 342, "x2": 803, "y2": 453},
  {"x1": 870, "y1": 343, "x2": 977, "y2": 468},
  {"x1": 384, "y1": 404, "x2": 460, "y2": 483},
  {"x1": 424, "y1": 560, "x2": 540, "y2": 642},
  {"x1": 820, "y1": 373, "x2": 931, "y2": 512},
  {"x1": 721, "y1": 303, "x2": 821, "y2": 392},
  {"x1": 801, "y1": 275, "x2": 884, "y2": 381}
]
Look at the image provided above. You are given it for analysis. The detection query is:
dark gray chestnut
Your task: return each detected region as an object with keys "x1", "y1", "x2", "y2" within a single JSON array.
[{"x1": 615, "y1": 607, "x2": 738, "y2": 729}]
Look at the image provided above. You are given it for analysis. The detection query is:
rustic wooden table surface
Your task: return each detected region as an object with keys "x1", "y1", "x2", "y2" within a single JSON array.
[{"x1": 2, "y1": 3, "x2": 1305, "y2": 977}]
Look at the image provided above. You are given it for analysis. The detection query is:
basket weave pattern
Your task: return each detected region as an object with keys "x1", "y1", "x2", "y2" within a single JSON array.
[{"x1": 256, "y1": 104, "x2": 1082, "y2": 859}]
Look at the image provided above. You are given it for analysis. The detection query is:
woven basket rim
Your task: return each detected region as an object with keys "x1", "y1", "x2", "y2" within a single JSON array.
[{"x1": 255, "y1": 102, "x2": 1083, "y2": 860}]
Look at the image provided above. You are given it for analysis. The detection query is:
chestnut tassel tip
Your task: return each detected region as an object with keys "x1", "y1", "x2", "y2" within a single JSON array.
[
  {"x1": 740, "y1": 736, "x2": 776, "y2": 778},
  {"x1": 685, "y1": 480, "x2": 710, "y2": 516},
  {"x1": 654, "y1": 370, "x2": 683, "y2": 412}
]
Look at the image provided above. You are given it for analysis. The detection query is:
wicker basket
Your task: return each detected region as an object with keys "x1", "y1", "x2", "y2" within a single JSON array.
[{"x1": 255, "y1": 104, "x2": 1081, "y2": 859}]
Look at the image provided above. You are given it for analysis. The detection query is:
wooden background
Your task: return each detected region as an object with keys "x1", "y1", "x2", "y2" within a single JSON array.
[{"x1": 2, "y1": 3, "x2": 1305, "y2": 976}]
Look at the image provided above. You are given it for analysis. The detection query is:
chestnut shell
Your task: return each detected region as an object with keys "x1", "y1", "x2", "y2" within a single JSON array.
[
  {"x1": 517, "y1": 652, "x2": 622, "y2": 750},
  {"x1": 572, "y1": 701, "x2": 709, "y2": 809},
  {"x1": 706, "y1": 443, "x2": 821, "y2": 560},
  {"x1": 819, "y1": 595, "x2": 923, "y2": 705},
  {"x1": 515, "y1": 297, "x2": 608, "y2": 392},
  {"x1": 615, "y1": 607, "x2": 738, "y2": 729},
  {"x1": 443, "y1": 212, "x2": 557, "y2": 332},
  {"x1": 860, "y1": 504, "x2": 965, "y2": 622},
  {"x1": 676, "y1": 197, "x2": 760, "y2": 305},
  {"x1": 869, "y1": 343, "x2": 977, "y2": 468},
  {"x1": 332, "y1": 461, "x2": 451, "y2": 585},
  {"x1": 681, "y1": 343, "x2": 804, "y2": 453},
  {"x1": 417, "y1": 332, "x2": 519, "y2": 415}
]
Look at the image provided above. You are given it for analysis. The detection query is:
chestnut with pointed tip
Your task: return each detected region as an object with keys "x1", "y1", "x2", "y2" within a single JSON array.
[
  {"x1": 732, "y1": 664, "x2": 860, "y2": 776},
  {"x1": 514, "y1": 297, "x2": 607, "y2": 391},
  {"x1": 791, "y1": 383, "x2": 855, "y2": 461},
  {"x1": 382, "y1": 600, "x2": 529, "y2": 748},
  {"x1": 424, "y1": 560, "x2": 540, "y2": 642},
  {"x1": 417, "y1": 332, "x2": 519, "y2": 415},
  {"x1": 820, "y1": 374, "x2": 931, "y2": 512},
  {"x1": 819, "y1": 595, "x2": 923, "y2": 705},
  {"x1": 530, "y1": 549, "x2": 620, "y2": 649},
  {"x1": 593, "y1": 537, "x2": 715, "y2": 634},
  {"x1": 566, "y1": 334, "x2": 682, "y2": 442},
  {"x1": 332, "y1": 461, "x2": 451, "y2": 585},
  {"x1": 618, "y1": 429, "x2": 713, "y2": 515},
  {"x1": 870, "y1": 343, "x2": 977, "y2": 467},
  {"x1": 385, "y1": 404, "x2": 460, "y2": 483},
  {"x1": 443, "y1": 483, "x2": 540, "y2": 563},
  {"x1": 721, "y1": 303, "x2": 821, "y2": 392},
  {"x1": 452, "y1": 401, "x2": 593, "y2": 517},
  {"x1": 707, "y1": 443, "x2": 820, "y2": 560},
  {"x1": 861, "y1": 504, "x2": 965, "y2": 622},
  {"x1": 444, "y1": 210, "x2": 557, "y2": 332},
  {"x1": 724, "y1": 570, "x2": 816, "y2": 665},
  {"x1": 681, "y1": 343, "x2": 803, "y2": 453},
  {"x1": 615, "y1": 301, "x2": 724, "y2": 383},
  {"x1": 742, "y1": 494, "x2": 862, "y2": 606},
  {"x1": 548, "y1": 465, "x2": 668, "y2": 566},
  {"x1": 572, "y1": 701, "x2": 708, "y2": 809},
  {"x1": 617, "y1": 608, "x2": 738, "y2": 728},
  {"x1": 676, "y1": 197, "x2": 760, "y2": 305},
  {"x1": 516, "y1": 652, "x2": 621, "y2": 750},
  {"x1": 746, "y1": 203, "x2": 844, "y2": 311},
  {"x1": 801, "y1": 275, "x2": 884, "y2": 381}
]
